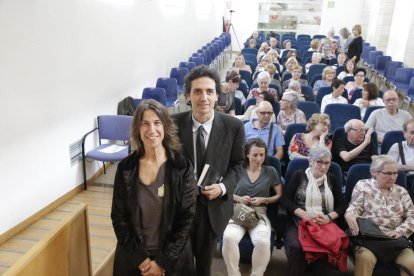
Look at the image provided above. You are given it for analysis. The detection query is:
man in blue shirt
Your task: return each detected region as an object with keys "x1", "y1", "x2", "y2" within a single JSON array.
[{"x1": 244, "y1": 101, "x2": 285, "y2": 159}]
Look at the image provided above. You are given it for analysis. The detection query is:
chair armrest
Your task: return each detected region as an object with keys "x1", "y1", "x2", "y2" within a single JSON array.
[{"x1": 81, "y1": 127, "x2": 98, "y2": 159}]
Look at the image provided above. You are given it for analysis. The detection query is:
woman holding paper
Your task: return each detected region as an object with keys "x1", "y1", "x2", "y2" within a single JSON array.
[
  {"x1": 222, "y1": 138, "x2": 282, "y2": 276},
  {"x1": 111, "y1": 99, "x2": 197, "y2": 276}
]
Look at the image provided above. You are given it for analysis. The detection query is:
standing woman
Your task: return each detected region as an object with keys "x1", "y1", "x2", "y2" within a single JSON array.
[
  {"x1": 111, "y1": 99, "x2": 196, "y2": 276},
  {"x1": 222, "y1": 138, "x2": 282, "y2": 276},
  {"x1": 347, "y1": 24, "x2": 363, "y2": 64},
  {"x1": 338, "y1": 27, "x2": 353, "y2": 54}
]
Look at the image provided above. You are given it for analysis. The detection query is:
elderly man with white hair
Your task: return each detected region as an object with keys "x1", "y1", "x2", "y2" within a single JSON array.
[
  {"x1": 332, "y1": 119, "x2": 377, "y2": 174},
  {"x1": 244, "y1": 100, "x2": 285, "y2": 159},
  {"x1": 247, "y1": 71, "x2": 280, "y2": 101}
]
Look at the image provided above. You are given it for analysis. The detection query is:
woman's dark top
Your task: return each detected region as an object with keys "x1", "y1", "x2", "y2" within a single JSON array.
[{"x1": 347, "y1": 36, "x2": 363, "y2": 63}]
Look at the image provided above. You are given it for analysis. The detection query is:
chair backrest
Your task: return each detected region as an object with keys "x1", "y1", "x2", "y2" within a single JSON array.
[
  {"x1": 234, "y1": 97, "x2": 243, "y2": 115},
  {"x1": 310, "y1": 74, "x2": 322, "y2": 88},
  {"x1": 241, "y1": 48, "x2": 259, "y2": 56},
  {"x1": 384, "y1": 61, "x2": 403, "y2": 82},
  {"x1": 283, "y1": 123, "x2": 307, "y2": 166},
  {"x1": 408, "y1": 77, "x2": 414, "y2": 97},
  {"x1": 245, "y1": 98, "x2": 256, "y2": 110},
  {"x1": 343, "y1": 76, "x2": 354, "y2": 84},
  {"x1": 324, "y1": 104, "x2": 361, "y2": 132},
  {"x1": 315, "y1": 86, "x2": 333, "y2": 107},
  {"x1": 362, "y1": 105, "x2": 384, "y2": 123},
  {"x1": 189, "y1": 56, "x2": 204, "y2": 66},
  {"x1": 336, "y1": 65, "x2": 345, "y2": 76},
  {"x1": 381, "y1": 130, "x2": 405, "y2": 154},
  {"x1": 132, "y1": 98, "x2": 142, "y2": 108},
  {"x1": 307, "y1": 64, "x2": 327, "y2": 82},
  {"x1": 345, "y1": 164, "x2": 407, "y2": 202},
  {"x1": 394, "y1": 68, "x2": 414, "y2": 91},
  {"x1": 297, "y1": 101, "x2": 320, "y2": 120},
  {"x1": 179, "y1": 61, "x2": 196, "y2": 71},
  {"x1": 97, "y1": 115, "x2": 133, "y2": 141},
  {"x1": 267, "y1": 156, "x2": 282, "y2": 179},
  {"x1": 300, "y1": 85, "x2": 314, "y2": 101},
  {"x1": 375, "y1": 56, "x2": 392, "y2": 73},
  {"x1": 285, "y1": 158, "x2": 342, "y2": 187},
  {"x1": 169, "y1": 67, "x2": 189, "y2": 86},
  {"x1": 156, "y1": 77, "x2": 178, "y2": 105},
  {"x1": 350, "y1": 88, "x2": 363, "y2": 104},
  {"x1": 238, "y1": 81, "x2": 249, "y2": 98},
  {"x1": 313, "y1": 34, "x2": 326, "y2": 40},
  {"x1": 239, "y1": 70, "x2": 252, "y2": 88},
  {"x1": 142, "y1": 87, "x2": 167, "y2": 105},
  {"x1": 368, "y1": 51, "x2": 383, "y2": 67}
]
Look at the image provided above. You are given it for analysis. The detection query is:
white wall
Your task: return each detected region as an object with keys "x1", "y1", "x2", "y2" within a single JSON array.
[{"x1": 0, "y1": 0, "x2": 225, "y2": 234}]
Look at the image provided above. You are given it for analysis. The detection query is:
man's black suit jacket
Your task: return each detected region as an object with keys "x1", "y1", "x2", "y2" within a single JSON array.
[{"x1": 172, "y1": 111, "x2": 245, "y2": 235}]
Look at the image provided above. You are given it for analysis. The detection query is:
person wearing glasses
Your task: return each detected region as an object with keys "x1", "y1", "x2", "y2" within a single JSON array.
[
  {"x1": 313, "y1": 66, "x2": 336, "y2": 96},
  {"x1": 289, "y1": 113, "x2": 332, "y2": 160},
  {"x1": 241, "y1": 91, "x2": 276, "y2": 123},
  {"x1": 332, "y1": 119, "x2": 377, "y2": 175},
  {"x1": 345, "y1": 68, "x2": 367, "y2": 101},
  {"x1": 244, "y1": 100, "x2": 285, "y2": 159},
  {"x1": 365, "y1": 90, "x2": 412, "y2": 143},
  {"x1": 345, "y1": 155, "x2": 414, "y2": 276},
  {"x1": 280, "y1": 146, "x2": 347, "y2": 276},
  {"x1": 277, "y1": 91, "x2": 306, "y2": 133}
]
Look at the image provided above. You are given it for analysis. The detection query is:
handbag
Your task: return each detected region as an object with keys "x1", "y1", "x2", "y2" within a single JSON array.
[
  {"x1": 348, "y1": 218, "x2": 413, "y2": 264},
  {"x1": 231, "y1": 203, "x2": 260, "y2": 229}
]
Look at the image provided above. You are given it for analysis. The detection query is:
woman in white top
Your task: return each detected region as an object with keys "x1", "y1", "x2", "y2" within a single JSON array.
[
  {"x1": 345, "y1": 68, "x2": 366, "y2": 100},
  {"x1": 337, "y1": 59, "x2": 355, "y2": 80},
  {"x1": 233, "y1": 54, "x2": 252, "y2": 73},
  {"x1": 321, "y1": 79, "x2": 348, "y2": 113},
  {"x1": 353, "y1": 82, "x2": 384, "y2": 119}
]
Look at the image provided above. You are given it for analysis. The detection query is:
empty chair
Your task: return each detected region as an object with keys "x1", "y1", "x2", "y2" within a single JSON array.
[
  {"x1": 170, "y1": 67, "x2": 189, "y2": 93},
  {"x1": 394, "y1": 67, "x2": 414, "y2": 93},
  {"x1": 297, "y1": 101, "x2": 320, "y2": 120},
  {"x1": 142, "y1": 87, "x2": 166, "y2": 105},
  {"x1": 408, "y1": 77, "x2": 414, "y2": 102},
  {"x1": 384, "y1": 61, "x2": 403, "y2": 83},
  {"x1": 375, "y1": 55, "x2": 392, "y2": 75},
  {"x1": 189, "y1": 56, "x2": 204, "y2": 66},
  {"x1": 381, "y1": 130, "x2": 405, "y2": 154},
  {"x1": 156, "y1": 77, "x2": 178, "y2": 107},
  {"x1": 361, "y1": 46, "x2": 376, "y2": 63},
  {"x1": 241, "y1": 48, "x2": 259, "y2": 56},
  {"x1": 324, "y1": 104, "x2": 361, "y2": 132},
  {"x1": 179, "y1": 61, "x2": 196, "y2": 72},
  {"x1": 82, "y1": 115, "x2": 133, "y2": 189},
  {"x1": 132, "y1": 98, "x2": 142, "y2": 108},
  {"x1": 368, "y1": 51, "x2": 383, "y2": 68}
]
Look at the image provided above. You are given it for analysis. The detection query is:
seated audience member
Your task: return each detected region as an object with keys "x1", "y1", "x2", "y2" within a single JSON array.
[
  {"x1": 336, "y1": 53, "x2": 347, "y2": 67},
  {"x1": 305, "y1": 52, "x2": 322, "y2": 74},
  {"x1": 365, "y1": 90, "x2": 412, "y2": 143},
  {"x1": 282, "y1": 65, "x2": 308, "y2": 90},
  {"x1": 269, "y1": 37, "x2": 280, "y2": 51},
  {"x1": 252, "y1": 31, "x2": 261, "y2": 44},
  {"x1": 277, "y1": 92, "x2": 306, "y2": 133},
  {"x1": 244, "y1": 101, "x2": 285, "y2": 159},
  {"x1": 265, "y1": 63, "x2": 282, "y2": 93},
  {"x1": 280, "y1": 146, "x2": 348, "y2": 276},
  {"x1": 248, "y1": 71, "x2": 279, "y2": 101},
  {"x1": 353, "y1": 83, "x2": 384, "y2": 119},
  {"x1": 318, "y1": 28, "x2": 338, "y2": 64},
  {"x1": 281, "y1": 57, "x2": 299, "y2": 81},
  {"x1": 338, "y1": 27, "x2": 353, "y2": 54},
  {"x1": 280, "y1": 39, "x2": 295, "y2": 57},
  {"x1": 222, "y1": 138, "x2": 282, "y2": 276},
  {"x1": 233, "y1": 54, "x2": 252, "y2": 74},
  {"x1": 289, "y1": 113, "x2": 332, "y2": 160},
  {"x1": 332, "y1": 119, "x2": 377, "y2": 174},
  {"x1": 287, "y1": 80, "x2": 312, "y2": 102},
  {"x1": 252, "y1": 56, "x2": 272, "y2": 81},
  {"x1": 308, "y1": 39, "x2": 320, "y2": 52},
  {"x1": 285, "y1": 50, "x2": 300, "y2": 64},
  {"x1": 345, "y1": 68, "x2": 367, "y2": 101},
  {"x1": 248, "y1": 38, "x2": 258, "y2": 49},
  {"x1": 218, "y1": 70, "x2": 241, "y2": 115},
  {"x1": 313, "y1": 66, "x2": 336, "y2": 96},
  {"x1": 242, "y1": 91, "x2": 276, "y2": 123},
  {"x1": 266, "y1": 50, "x2": 282, "y2": 80},
  {"x1": 257, "y1": 42, "x2": 270, "y2": 63},
  {"x1": 388, "y1": 119, "x2": 414, "y2": 191},
  {"x1": 320, "y1": 79, "x2": 347, "y2": 113},
  {"x1": 345, "y1": 155, "x2": 414, "y2": 276},
  {"x1": 337, "y1": 59, "x2": 355, "y2": 80}
]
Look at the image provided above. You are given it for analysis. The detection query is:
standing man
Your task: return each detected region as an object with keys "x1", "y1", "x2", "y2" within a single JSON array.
[
  {"x1": 172, "y1": 65, "x2": 245, "y2": 276},
  {"x1": 365, "y1": 90, "x2": 412, "y2": 143}
]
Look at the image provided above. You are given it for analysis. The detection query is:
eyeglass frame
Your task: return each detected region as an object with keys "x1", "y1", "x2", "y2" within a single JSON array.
[
  {"x1": 378, "y1": 171, "x2": 398, "y2": 177},
  {"x1": 315, "y1": 160, "x2": 331, "y2": 167}
]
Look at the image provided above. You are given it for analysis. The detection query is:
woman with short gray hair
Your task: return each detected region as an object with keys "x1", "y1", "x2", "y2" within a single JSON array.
[
  {"x1": 277, "y1": 91, "x2": 306, "y2": 133},
  {"x1": 280, "y1": 146, "x2": 347, "y2": 275},
  {"x1": 345, "y1": 155, "x2": 414, "y2": 275}
]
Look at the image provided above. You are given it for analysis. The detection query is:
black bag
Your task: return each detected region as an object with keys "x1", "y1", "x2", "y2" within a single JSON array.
[{"x1": 348, "y1": 218, "x2": 413, "y2": 264}]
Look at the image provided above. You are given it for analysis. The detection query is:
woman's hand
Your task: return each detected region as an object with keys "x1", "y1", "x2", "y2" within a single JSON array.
[
  {"x1": 345, "y1": 213, "x2": 359, "y2": 236},
  {"x1": 314, "y1": 214, "x2": 331, "y2": 225},
  {"x1": 141, "y1": 261, "x2": 165, "y2": 276},
  {"x1": 250, "y1": 197, "x2": 266, "y2": 206},
  {"x1": 239, "y1": 195, "x2": 252, "y2": 205},
  {"x1": 360, "y1": 99, "x2": 369, "y2": 108}
]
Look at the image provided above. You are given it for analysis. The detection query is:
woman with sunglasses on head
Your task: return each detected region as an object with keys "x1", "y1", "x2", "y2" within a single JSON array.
[
  {"x1": 345, "y1": 155, "x2": 414, "y2": 276},
  {"x1": 280, "y1": 146, "x2": 347, "y2": 276}
]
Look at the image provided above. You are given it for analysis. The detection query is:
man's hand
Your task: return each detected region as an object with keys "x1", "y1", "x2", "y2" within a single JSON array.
[
  {"x1": 141, "y1": 261, "x2": 165, "y2": 276},
  {"x1": 201, "y1": 184, "x2": 222, "y2": 200}
]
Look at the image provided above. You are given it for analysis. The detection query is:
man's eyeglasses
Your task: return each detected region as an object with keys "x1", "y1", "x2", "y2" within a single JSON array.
[
  {"x1": 378, "y1": 171, "x2": 398, "y2": 176},
  {"x1": 315, "y1": 161, "x2": 331, "y2": 167},
  {"x1": 350, "y1": 128, "x2": 365, "y2": 133},
  {"x1": 258, "y1": 111, "x2": 273, "y2": 116},
  {"x1": 384, "y1": 98, "x2": 398, "y2": 103}
]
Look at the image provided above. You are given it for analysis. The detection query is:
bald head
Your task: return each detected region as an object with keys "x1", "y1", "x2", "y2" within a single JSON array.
[{"x1": 256, "y1": 100, "x2": 274, "y2": 127}]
